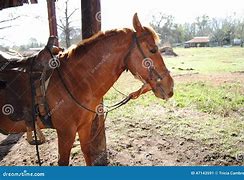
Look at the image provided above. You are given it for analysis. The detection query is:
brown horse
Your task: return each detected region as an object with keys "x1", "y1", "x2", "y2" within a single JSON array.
[{"x1": 0, "y1": 13, "x2": 174, "y2": 166}]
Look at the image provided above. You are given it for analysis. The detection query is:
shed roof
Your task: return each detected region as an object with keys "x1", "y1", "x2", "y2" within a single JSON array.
[
  {"x1": 0, "y1": 0, "x2": 38, "y2": 10},
  {"x1": 185, "y1": 37, "x2": 210, "y2": 44}
]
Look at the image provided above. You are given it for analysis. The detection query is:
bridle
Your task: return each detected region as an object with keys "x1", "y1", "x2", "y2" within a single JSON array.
[{"x1": 124, "y1": 32, "x2": 170, "y2": 84}]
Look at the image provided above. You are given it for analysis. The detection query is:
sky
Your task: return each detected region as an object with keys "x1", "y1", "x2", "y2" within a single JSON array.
[{"x1": 0, "y1": 0, "x2": 244, "y2": 46}]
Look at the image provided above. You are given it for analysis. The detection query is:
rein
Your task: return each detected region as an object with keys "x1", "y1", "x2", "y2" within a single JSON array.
[
  {"x1": 56, "y1": 68, "x2": 132, "y2": 114},
  {"x1": 29, "y1": 56, "x2": 42, "y2": 166}
]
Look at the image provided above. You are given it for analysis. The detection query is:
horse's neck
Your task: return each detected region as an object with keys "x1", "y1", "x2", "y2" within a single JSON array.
[{"x1": 63, "y1": 31, "x2": 133, "y2": 99}]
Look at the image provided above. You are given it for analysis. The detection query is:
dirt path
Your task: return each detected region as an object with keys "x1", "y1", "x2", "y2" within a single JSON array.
[
  {"x1": 173, "y1": 72, "x2": 244, "y2": 85},
  {"x1": 0, "y1": 133, "x2": 23, "y2": 161}
]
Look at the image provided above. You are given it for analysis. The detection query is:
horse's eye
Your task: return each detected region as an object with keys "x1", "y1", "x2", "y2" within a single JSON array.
[{"x1": 150, "y1": 46, "x2": 158, "y2": 54}]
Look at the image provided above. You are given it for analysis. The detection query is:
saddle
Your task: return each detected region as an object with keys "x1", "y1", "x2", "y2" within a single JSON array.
[
  {"x1": 0, "y1": 51, "x2": 31, "y2": 71},
  {"x1": 0, "y1": 36, "x2": 62, "y2": 128}
]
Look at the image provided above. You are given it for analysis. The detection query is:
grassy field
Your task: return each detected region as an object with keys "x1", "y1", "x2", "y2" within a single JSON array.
[
  {"x1": 166, "y1": 47, "x2": 244, "y2": 73},
  {"x1": 104, "y1": 47, "x2": 244, "y2": 163}
]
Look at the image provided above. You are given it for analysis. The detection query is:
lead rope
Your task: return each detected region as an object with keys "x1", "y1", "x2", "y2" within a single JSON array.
[
  {"x1": 112, "y1": 86, "x2": 127, "y2": 97},
  {"x1": 30, "y1": 57, "x2": 42, "y2": 166}
]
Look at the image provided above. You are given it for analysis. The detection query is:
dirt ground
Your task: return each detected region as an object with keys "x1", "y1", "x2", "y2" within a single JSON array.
[
  {"x1": 173, "y1": 71, "x2": 244, "y2": 86},
  {"x1": 0, "y1": 72, "x2": 243, "y2": 166}
]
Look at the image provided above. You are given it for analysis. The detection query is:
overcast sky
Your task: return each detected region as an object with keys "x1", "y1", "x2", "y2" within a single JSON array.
[{"x1": 0, "y1": 0, "x2": 244, "y2": 46}]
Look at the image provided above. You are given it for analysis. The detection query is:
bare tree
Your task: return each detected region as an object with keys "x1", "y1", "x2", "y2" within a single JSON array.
[
  {"x1": 195, "y1": 15, "x2": 211, "y2": 36},
  {"x1": 150, "y1": 13, "x2": 182, "y2": 45},
  {"x1": 58, "y1": 0, "x2": 78, "y2": 48}
]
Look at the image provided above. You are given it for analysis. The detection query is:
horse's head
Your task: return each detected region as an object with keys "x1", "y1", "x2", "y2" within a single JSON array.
[{"x1": 125, "y1": 13, "x2": 174, "y2": 100}]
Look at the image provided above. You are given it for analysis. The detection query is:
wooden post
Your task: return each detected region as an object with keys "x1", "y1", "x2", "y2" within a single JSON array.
[
  {"x1": 81, "y1": 0, "x2": 107, "y2": 166},
  {"x1": 81, "y1": 0, "x2": 101, "y2": 39},
  {"x1": 46, "y1": 0, "x2": 58, "y2": 45}
]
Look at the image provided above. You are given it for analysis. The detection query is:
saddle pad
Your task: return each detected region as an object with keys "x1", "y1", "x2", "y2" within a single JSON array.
[
  {"x1": 0, "y1": 51, "x2": 24, "y2": 62},
  {"x1": 0, "y1": 71, "x2": 32, "y2": 122}
]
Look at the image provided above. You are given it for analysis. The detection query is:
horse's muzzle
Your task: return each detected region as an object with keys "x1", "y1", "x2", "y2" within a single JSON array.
[{"x1": 152, "y1": 84, "x2": 174, "y2": 100}]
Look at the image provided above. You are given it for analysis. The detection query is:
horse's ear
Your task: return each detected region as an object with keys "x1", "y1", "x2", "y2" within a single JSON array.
[{"x1": 133, "y1": 13, "x2": 144, "y2": 34}]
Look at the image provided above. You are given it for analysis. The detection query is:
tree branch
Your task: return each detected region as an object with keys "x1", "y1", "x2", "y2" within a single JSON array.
[
  {"x1": 58, "y1": 19, "x2": 65, "y2": 28},
  {"x1": 57, "y1": 24, "x2": 65, "y2": 31},
  {"x1": 67, "y1": 8, "x2": 78, "y2": 20},
  {"x1": 0, "y1": 26, "x2": 12, "y2": 30},
  {"x1": 0, "y1": 16, "x2": 21, "y2": 24}
]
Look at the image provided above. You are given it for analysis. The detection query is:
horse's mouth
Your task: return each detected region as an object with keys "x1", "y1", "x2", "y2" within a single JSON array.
[{"x1": 152, "y1": 84, "x2": 173, "y2": 100}]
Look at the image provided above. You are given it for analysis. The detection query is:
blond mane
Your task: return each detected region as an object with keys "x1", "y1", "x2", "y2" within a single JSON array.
[{"x1": 144, "y1": 26, "x2": 160, "y2": 44}]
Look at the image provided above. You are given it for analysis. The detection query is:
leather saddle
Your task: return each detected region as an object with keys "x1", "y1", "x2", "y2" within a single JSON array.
[{"x1": 0, "y1": 36, "x2": 62, "y2": 128}]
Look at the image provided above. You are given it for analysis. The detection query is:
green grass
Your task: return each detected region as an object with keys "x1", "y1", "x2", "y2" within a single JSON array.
[
  {"x1": 105, "y1": 81, "x2": 244, "y2": 117},
  {"x1": 172, "y1": 82, "x2": 244, "y2": 116},
  {"x1": 164, "y1": 47, "x2": 244, "y2": 73}
]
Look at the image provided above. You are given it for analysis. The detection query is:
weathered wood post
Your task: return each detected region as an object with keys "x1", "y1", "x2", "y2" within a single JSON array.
[
  {"x1": 81, "y1": 0, "x2": 107, "y2": 166},
  {"x1": 46, "y1": 0, "x2": 58, "y2": 46},
  {"x1": 81, "y1": 0, "x2": 101, "y2": 38}
]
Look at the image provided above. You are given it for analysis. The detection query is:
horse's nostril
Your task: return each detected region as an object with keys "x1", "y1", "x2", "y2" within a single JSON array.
[{"x1": 168, "y1": 91, "x2": 173, "y2": 97}]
